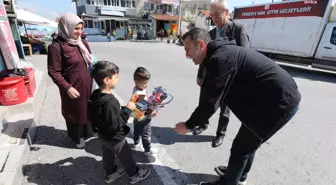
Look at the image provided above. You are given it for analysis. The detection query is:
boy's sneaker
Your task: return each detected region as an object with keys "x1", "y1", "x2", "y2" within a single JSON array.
[
  {"x1": 133, "y1": 142, "x2": 140, "y2": 148},
  {"x1": 238, "y1": 181, "x2": 247, "y2": 185},
  {"x1": 144, "y1": 150, "x2": 154, "y2": 156},
  {"x1": 76, "y1": 138, "x2": 85, "y2": 149},
  {"x1": 129, "y1": 168, "x2": 150, "y2": 184},
  {"x1": 214, "y1": 166, "x2": 247, "y2": 185},
  {"x1": 105, "y1": 168, "x2": 126, "y2": 183}
]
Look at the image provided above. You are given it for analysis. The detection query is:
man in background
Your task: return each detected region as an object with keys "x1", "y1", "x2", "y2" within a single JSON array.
[{"x1": 194, "y1": 0, "x2": 250, "y2": 149}]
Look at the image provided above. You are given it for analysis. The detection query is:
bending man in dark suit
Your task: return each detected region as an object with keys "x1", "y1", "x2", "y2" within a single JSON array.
[
  {"x1": 174, "y1": 28, "x2": 301, "y2": 185},
  {"x1": 194, "y1": 0, "x2": 250, "y2": 148}
]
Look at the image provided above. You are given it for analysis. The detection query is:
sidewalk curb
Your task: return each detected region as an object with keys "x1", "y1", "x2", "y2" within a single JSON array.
[{"x1": 0, "y1": 69, "x2": 47, "y2": 185}]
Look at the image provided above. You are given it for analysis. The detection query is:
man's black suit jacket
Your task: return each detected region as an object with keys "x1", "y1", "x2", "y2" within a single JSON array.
[{"x1": 197, "y1": 21, "x2": 250, "y2": 81}]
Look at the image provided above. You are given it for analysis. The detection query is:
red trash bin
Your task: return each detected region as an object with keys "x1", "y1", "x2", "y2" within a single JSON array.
[
  {"x1": 0, "y1": 76, "x2": 28, "y2": 106},
  {"x1": 24, "y1": 68, "x2": 36, "y2": 97}
]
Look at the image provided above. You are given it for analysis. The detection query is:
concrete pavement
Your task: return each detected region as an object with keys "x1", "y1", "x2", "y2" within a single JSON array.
[
  {"x1": 0, "y1": 57, "x2": 47, "y2": 185},
  {"x1": 20, "y1": 42, "x2": 336, "y2": 185}
]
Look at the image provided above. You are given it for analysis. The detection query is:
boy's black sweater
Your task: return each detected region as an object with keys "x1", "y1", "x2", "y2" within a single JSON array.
[{"x1": 88, "y1": 89, "x2": 131, "y2": 142}]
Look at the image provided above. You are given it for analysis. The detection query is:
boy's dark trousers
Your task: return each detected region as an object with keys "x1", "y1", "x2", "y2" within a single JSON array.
[
  {"x1": 133, "y1": 118, "x2": 152, "y2": 152},
  {"x1": 100, "y1": 137, "x2": 138, "y2": 177}
]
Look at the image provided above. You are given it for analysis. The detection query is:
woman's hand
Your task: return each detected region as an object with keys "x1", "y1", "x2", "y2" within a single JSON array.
[{"x1": 67, "y1": 87, "x2": 80, "y2": 98}]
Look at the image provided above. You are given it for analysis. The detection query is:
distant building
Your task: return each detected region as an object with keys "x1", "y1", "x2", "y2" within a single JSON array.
[
  {"x1": 73, "y1": 0, "x2": 143, "y2": 32},
  {"x1": 181, "y1": 0, "x2": 211, "y2": 21},
  {"x1": 143, "y1": 0, "x2": 183, "y2": 37},
  {"x1": 195, "y1": 10, "x2": 214, "y2": 31}
]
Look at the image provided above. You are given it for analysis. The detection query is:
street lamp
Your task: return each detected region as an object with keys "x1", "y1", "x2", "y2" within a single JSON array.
[{"x1": 177, "y1": 0, "x2": 182, "y2": 35}]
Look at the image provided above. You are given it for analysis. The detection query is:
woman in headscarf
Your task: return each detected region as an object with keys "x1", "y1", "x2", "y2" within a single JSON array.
[{"x1": 47, "y1": 13, "x2": 93, "y2": 148}]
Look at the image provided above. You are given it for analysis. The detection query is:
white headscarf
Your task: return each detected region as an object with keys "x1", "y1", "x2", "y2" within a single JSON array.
[{"x1": 58, "y1": 13, "x2": 93, "y2": 66}]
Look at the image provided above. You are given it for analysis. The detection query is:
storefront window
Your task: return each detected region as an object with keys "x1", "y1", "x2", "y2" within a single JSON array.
[{"x1": 121, "y1": 0, "x2": 126, "y2": 7}]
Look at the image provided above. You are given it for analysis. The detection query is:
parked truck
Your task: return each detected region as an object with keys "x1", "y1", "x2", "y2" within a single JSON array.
[{"x1": 233, "y1": 0, "x2": 336, "y2": 72}]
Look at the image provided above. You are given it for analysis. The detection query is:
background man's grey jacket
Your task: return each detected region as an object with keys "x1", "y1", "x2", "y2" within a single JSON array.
[{"x1": 197, "y1": 21, "x2": 250, "y2": 84}]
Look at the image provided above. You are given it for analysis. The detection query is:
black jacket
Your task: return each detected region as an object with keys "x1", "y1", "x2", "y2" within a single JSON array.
[
  {"x1": 186, "y1": 39, "x2": 301, "y2": 140},
  {"x1": 88, "y1": 89, "x2": 131, "y2": 141},
  {"x1": 197, "y1": 21, "x2": 250, "y2": 82}
]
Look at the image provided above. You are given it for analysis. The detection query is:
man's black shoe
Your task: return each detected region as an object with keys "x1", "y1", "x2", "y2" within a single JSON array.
[
  {"x1": 211, "y1": 135, "x2": 224, "y2": 148},
  {"x1": 214, "y1": 166, "x2": 227, "y2": 176},
  {"x1": 193, "y1": 126, "x2": 208, "y2": 135},
  {"x1": 214, "y1": 166, "x2": 247, "y2": 185}
]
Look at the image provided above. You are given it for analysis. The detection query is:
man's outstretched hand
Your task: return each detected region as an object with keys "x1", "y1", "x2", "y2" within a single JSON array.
[{"x1": 173, "y1": 122, "x2": 190, "y2": 135}]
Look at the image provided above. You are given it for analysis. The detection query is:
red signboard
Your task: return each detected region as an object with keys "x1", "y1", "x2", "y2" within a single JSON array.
[
  {"x1": 234, "y1": 0, "x2": 329, "y2": 19},
  {"x1": 0, "y1": 0, "x2": 19, "y2": 69},
  {"x1": 0, "y1": 20, "x2": 19, "y2": 69},
  {"x1": 0, "y1": 0, "x2": 5, "y2": 17}
]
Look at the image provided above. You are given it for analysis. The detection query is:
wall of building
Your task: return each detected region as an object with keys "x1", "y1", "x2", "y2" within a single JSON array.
[
  {"x1": 143, "y1": 2, "x2": 175, "y2": 15},
  {"x1": 76, "y1": 0, "x2": 138, "y2": 17}
]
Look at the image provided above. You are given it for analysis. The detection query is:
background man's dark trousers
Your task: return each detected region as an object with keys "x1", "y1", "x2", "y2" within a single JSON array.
[
  {"x1": 194, "y1": 84, "x2": 230, "y2": 147},
  {"x1": 133, "y1": 118, "x2": 152, "y2": 152}
]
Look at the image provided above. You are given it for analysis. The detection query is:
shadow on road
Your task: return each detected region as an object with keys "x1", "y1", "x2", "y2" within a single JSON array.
[
  {"x1": 22, "y1": 156, "x2": 218, "y2": 185},
  {"x1": 150, "y1": 126, "x2": 214, "y2": 145},
  {"x1": 282, "y1": 66, "x2": 336, "y2": 83},
  {"x1": 32, "y1": 126, "x2": 78, "y2": 149},
  {"x1": 84, "y1": 137, "x2": 156, "y2": 164},
  {"x1": 124, "y1": 126, "x2": 214, "y2": 145},
  {"x1": 31, "y1": 125, "x2": 99, "y2": 149}
]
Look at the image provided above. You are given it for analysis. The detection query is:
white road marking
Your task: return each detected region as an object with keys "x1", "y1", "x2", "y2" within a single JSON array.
[{"x1": 112, "y1": 90, "x2": 188, "y2": 185}]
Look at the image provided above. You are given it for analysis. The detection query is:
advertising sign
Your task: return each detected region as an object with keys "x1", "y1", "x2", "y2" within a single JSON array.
[
  {"x1": 0, "y1": 20, "x2": 19, "y2": 69},
  {"x1": 101, "y1": 8, "x2": 125, "y2": 16},
  {"x1": 0, "y1": 0, "x2": 5, "y2": 17},
  {"x1": 234, "y1": 0, "x2": 329, "y2": 19},
  {"x1": 150, "y1": 0, "x2": 179, "y2": 6},
  {"x1": 0, "y1": 0, "x2": 19, "y2": 69}
]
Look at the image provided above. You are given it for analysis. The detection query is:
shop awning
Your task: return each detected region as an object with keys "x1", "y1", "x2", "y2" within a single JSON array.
[
  {"x1": 16, "y1": 9, "x2": 58, "y2": 27},
  {"x1": 150, "y1": 14, "x2": 184, "y2": 21}
]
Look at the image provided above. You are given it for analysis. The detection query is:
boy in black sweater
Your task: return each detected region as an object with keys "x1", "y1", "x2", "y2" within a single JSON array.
[{"x1": 88, "y1": 61, "x2": 150, "y2": 184}]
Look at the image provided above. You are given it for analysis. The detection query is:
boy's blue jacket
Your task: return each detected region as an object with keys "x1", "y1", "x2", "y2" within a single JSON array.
[{"x1": 88, "y1": 89, "x2": 131, "y2": 141}]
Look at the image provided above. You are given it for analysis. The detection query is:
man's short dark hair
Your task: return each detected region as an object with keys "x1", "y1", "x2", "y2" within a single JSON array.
[
  {"x1": 133, "y1": 67, "x2": 151, "y2": 81},
  {"x1": 92, "y1": 61, "x2": 119, "y2": 86},
  {"x1": 182, "y1": 28, "x2": 211, "y2": 44}
]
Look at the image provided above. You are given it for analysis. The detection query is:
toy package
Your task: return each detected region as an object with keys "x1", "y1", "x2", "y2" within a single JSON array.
[{"x1": 130, "y1": 86, "x2": 173, "y2": 121}]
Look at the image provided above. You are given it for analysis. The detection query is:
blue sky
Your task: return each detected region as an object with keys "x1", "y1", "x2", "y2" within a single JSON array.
[{"x1": 16, "y1": 0, "x2": 274, "y2": 21}]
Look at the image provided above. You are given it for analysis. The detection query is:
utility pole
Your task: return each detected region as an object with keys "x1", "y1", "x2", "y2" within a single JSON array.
[
  {"x1": 177, "y1": 0, "x2": 182, "y2": 35},
  {"x1": 195, "y1": 0, "x2": 198, "y2": 15},
  {"x1": 72, "y1": 0, "x2": 78, "y2": 16}
]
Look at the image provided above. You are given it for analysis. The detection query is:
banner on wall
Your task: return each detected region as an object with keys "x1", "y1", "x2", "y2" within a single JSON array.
[
  {"x1": 0, "y1": 0, "x2": 19, "y2": 69},
  {"x1": 170, "y1": 23, "x2": 177, "y2": 33}
]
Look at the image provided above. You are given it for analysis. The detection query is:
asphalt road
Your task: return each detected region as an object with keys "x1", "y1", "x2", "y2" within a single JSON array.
[{"x1": 22, "y1": 42, "x2": 336, "y2": 185}]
